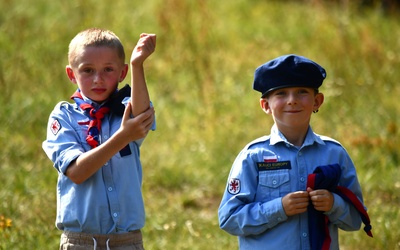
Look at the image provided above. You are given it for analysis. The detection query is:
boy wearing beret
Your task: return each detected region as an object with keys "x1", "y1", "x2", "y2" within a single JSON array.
[{"x1": 218, "y1": 55, "x2": 371, "y2": 250}]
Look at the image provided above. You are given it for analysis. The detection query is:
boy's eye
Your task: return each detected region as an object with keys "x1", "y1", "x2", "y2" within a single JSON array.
[
  {"x1": 298, "y1": 89, "x2": 312, "y2": 94},
  {"x1": 83, "y1": 68, "x2": 93, "y2": 73},
  {"x1": 105, "y1": 67, "x2": 114, "y2": 72},
  {"x1": 275, "y1": 91, "x2": 286, "y2": 96}
]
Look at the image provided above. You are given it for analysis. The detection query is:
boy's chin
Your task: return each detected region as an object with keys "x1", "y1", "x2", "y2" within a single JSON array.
[{"x1": 89, "y1": 96, "x2": 109, "y2": 103}]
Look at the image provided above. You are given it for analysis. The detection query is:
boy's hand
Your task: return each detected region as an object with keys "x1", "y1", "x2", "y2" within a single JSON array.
[
  {"x1": 307, "y1": 187, "x2": 334, "y2": 212},
  {"x1": 282, "y1": 191, "x2": 310, "y2": 216},
  {"x1": 119, "y1": 102, "x2": 155, "y2": 142},
  {"x1": 130, "y1": 33, "x2": 156, "y2": 66}
]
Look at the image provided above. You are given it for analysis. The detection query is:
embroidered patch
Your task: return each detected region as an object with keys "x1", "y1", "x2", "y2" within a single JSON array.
[
  {"x1": 228, "y1": 178, "x2": 241, "y2": 195},
  {"x1": 50, "y1": 119, "x2": 61, "y2": 135},
  {"x1": 257, "y1": 161, "x2": 292, "y2": 171}
]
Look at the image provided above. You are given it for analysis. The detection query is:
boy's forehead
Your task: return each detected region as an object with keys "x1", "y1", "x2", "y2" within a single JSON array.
[{"x1": 71, "y1": 45, "x2": 124, "y2": 66}]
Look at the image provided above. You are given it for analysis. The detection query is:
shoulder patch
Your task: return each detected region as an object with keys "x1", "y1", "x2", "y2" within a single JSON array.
[
  {"x1": 50, "y1": 119, "x2": 61, "y2": 135},
  {"x1": 227, "y1": 178, "x2": 241, "y2": 195}
]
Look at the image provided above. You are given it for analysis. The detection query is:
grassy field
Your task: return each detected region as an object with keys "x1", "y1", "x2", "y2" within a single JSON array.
[{"x1": 1, "y1": 0, "x2": 399, "y2": 249}]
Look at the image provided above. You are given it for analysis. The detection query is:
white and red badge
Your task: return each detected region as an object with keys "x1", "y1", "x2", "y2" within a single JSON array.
[
  {"x1": 264, "y1": 155, "x2": 278, "y2": 162},
  {"x1": 228, "y1": 178, "x2": 241, "y2": 195},
  {"x1": 50, "y1": 119, "x2": 61, "y2": 135}
]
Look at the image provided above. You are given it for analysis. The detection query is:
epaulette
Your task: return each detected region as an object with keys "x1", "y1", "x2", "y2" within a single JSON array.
[
  {"x1": 318, "y1": 135, "x2": 343, "y2": 146},
  {"x1": 49, "y1": 101, "x2": 78, "y2": 118},
  {"x1": 244, "y1": 135, "x2": 271, "y2": 150}
]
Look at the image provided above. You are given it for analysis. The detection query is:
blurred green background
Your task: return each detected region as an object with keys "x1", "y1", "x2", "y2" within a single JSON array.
[{"x1": 1, "y1": 0, "x2": 399, "y2": 249}]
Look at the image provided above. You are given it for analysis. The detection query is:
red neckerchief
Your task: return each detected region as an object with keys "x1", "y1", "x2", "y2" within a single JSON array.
[{"x1": 71, "y1": 90, "x2": 110, "y2": 148}]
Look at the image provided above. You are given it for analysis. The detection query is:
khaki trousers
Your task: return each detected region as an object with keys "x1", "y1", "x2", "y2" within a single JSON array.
[{"x1": 60, "y1": 230, "x2": 144, "y2": 250}]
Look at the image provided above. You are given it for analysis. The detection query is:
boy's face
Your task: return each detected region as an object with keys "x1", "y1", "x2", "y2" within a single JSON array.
[
  {"x1": 66, "y1": 46, "x2": 128, "y2": 102},
  {"x1": 260, "y1": 87, "x2": 324, "y2": 131}
]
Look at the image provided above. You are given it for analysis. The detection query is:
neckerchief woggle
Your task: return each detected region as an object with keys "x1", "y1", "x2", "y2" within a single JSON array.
[
  {"x1": 307, "y1": 164, "x2": 373, "y2": 250},
  {"x1": 71, "y1": 84, "x2": 131, "y2": 152}
]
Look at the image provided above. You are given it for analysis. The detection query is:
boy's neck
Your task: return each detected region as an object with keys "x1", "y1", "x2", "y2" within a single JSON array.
[
  {"x1": 80, "y1": 92, "x2": 107, "y2": 107},
  {"x1": 278, "y1": 125, "x2": 309, "y2": 147}
]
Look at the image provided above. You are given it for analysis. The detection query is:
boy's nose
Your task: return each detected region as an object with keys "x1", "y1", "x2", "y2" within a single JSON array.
[
  {"x1": 287, "y1": 93, "x2": 298, "y2": 104},
  {"x1": 93, "y1": 73, "x2": 103, "y2": 83}
]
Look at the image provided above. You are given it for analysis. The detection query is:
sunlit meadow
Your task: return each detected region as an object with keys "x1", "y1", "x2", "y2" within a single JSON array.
[{"x1": 1, "y1": 0, "x2": 399, "y2": 249}]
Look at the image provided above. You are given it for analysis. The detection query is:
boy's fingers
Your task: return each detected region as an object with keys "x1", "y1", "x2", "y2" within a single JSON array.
[
  {"x1": 122, "y1": 102, "x2": 132, "y2": 121},
  {"x1": 143, "y1": 108, "x2": 155, "y2": 123},
  {"x1": 144, "y1": 113, "x2": 155, "y2": 127},
  {"x1": 133, "y1": 107, "x2": 155, "y2": 123},
  {"x1": 148, "y1": 34, "x2": 156, "y2": 46},
  {"x1": 140, "y1": 33, "x2": 156, "y2": 47}
]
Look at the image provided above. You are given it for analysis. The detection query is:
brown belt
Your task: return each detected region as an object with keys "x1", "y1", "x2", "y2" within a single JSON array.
[{"x1": 61, "y1": 230, "x2": 142, "y2": 247}]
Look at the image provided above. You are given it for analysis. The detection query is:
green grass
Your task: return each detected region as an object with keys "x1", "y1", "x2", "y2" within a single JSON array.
[{"x1": 1, "y1": 0, "x2": 399, "y2": 249}]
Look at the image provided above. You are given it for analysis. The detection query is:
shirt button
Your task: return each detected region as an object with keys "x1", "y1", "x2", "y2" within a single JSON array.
[
  {"x1": 108, "y1": 187, "x2": 113, "y2": 192},
  {"x1": 103, "y1": 135, "x2": 108, "y2": 140},
  {"x1": 302, "y1": 232, "x2": 308, "y2": 237},
  {"x1": 272, "y1": 180, "x2": 277, "y2": 185},
  {"x1": 300, "y1": 177, "x2": 305, "y2": 182},
  {"x1": 299, "y1": 152, "x2": 302, "y2": 156},
  {"x1": 113, "y1": 213, "x2": 118, "y2": 217}
]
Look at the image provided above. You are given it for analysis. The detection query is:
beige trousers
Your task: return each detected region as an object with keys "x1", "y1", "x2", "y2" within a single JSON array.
[{"x1": 59, "y1": 230, "x2": 144, "y2": 250}]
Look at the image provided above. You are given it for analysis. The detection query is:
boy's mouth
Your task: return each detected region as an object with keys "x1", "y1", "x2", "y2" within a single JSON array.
[
  {"x1": 285, "y1": 110, "x2": 301, "y2": 113},
  {"x1": 92, "y1": 88, "x2": 107, "y2": 94}
]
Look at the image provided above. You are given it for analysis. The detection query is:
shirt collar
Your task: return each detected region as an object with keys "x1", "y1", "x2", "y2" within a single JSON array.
[
  {"x1": 269, "y1": 124, "x2": 325, "y2": 147},
  {"x1": 80, "y1": 93, "x2": 106, "y2": 109}
]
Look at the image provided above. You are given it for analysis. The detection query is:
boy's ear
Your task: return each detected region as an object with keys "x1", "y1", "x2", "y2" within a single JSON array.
[
  {"x1": 119, "y1": 64, "x2": 129, "y2": 82},
  {"x1": 66, "y1": 65, "x2": 77, "y2": 84},
  {"x1": 260, "y1": 98, "x2": 272, "y2": 114},
  {"x1": 314, "y1": 92, "x2": 324, "y2": 111}
]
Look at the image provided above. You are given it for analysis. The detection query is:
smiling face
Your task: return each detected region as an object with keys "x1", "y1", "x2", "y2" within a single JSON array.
[
  {"x1": 260, "y1": 87, "x2": 324, "y2": 134},
  {"x1": 66, "y1": 46, "x2": 128, "y2": 103}
]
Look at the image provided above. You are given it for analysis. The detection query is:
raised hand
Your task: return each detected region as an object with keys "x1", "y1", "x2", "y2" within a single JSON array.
[{"x1": 130, "y1": 33, "x2": 156, "y2": 66}]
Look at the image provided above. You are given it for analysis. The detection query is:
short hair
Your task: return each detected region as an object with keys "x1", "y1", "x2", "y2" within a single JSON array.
[{"x1": 68, "y1": 28, "x2": 125, "y2": 67}]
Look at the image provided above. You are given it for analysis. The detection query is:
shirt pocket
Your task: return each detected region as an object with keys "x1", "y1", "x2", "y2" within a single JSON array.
[{"x1": 258, "y1": 170, "x2": 291, "y2": 200}]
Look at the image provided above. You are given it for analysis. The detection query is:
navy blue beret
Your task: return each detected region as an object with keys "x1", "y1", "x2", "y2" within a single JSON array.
[{"x1": 253, "y1": 54, "x2": 326, "y2": 97}]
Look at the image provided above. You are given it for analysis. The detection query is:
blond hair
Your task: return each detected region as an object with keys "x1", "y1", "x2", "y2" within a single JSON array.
[{"x1": 68, "y1": 28, "x2": 125, "y2": 67}]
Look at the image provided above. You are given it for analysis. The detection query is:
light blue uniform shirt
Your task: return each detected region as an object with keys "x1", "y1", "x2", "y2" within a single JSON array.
[
  {"x1": 42, "y1": 97, "x2": 155, "y2": 234},
  {"x1": 218, "y1": 125, "x2": 364, "y2": 250}
]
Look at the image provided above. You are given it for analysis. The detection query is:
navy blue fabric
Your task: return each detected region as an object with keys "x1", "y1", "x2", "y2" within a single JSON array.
[
  {"x1": 308, "y1": 164, "x2": 372, "y2": 250},
  {"x1": 253, "y1": 54, "x2": 326, "y2": 97},
  {"x1": 308, "y1": 164, "x2": 341, "y2": 250}
]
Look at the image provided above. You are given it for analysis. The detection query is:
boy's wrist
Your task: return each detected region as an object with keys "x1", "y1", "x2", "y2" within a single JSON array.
[{"x1": 130, "y1": 59, "x2": 145, "y2": 67}]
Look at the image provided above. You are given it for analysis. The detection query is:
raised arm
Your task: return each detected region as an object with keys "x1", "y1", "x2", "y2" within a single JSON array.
[{"x1": 130, "y1": 33, "x2": 156, "y2": 116}]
